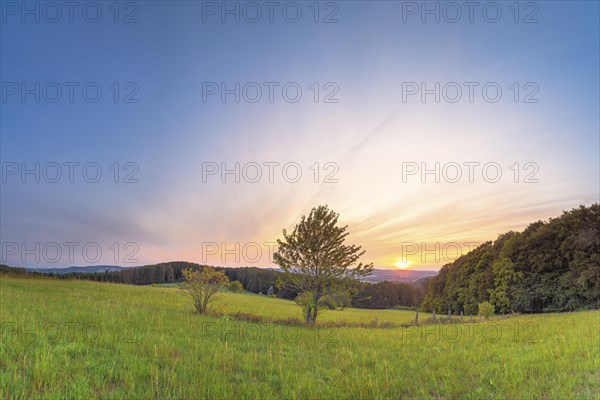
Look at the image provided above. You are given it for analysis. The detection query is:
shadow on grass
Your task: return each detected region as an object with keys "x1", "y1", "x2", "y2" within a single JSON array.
[{"x1": 209, "y1": 311, "x2": 516, "y2": 329}]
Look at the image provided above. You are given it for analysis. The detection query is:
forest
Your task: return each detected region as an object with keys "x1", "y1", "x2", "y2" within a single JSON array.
[{"x1": 422, "y1": 204, "x2": 600, "y2": 314}]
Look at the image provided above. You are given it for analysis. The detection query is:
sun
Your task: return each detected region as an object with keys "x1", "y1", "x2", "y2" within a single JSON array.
[{"x1": 394, "y1": 259, "x2": 411, "y2": 269}]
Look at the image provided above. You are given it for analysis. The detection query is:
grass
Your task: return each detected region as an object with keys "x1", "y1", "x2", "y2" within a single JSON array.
[
  {"x1": 155, "y1": 283, "x2": 428, "y2": 326},
  {"x1": 153, "y1": 282, "x2": 181, "y2": 288},
  {"x1": 1, "y1": 276, "x2": 599, "y2": 399},
  {"x1": 216, "y1": 291, "x2": 427, "y2": 326}
]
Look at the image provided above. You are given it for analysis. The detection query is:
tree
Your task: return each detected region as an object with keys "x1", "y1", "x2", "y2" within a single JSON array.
[
  {"x1": 181, "y1": 267, "x2": 229, "y2": 314},
  {"x1": 489, "y1": 257, "x2": 522, "y2": 313},
  {"x1": 274, "y1": 205, "x2": 373, "y2": 324},
  {"x1": 295, "y1": 291, "x2": 327, "y2": 320},
  {"x1": 478, "y1": 301, "x2": 494, "y2": 319},
  {"x1": 228, "y1": 280, "x2": 244, "y2": 293}
]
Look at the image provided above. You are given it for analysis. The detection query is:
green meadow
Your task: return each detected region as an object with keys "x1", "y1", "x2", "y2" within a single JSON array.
[{"x1": 1, "y1": 276, "x2": 598, "y2": 399}]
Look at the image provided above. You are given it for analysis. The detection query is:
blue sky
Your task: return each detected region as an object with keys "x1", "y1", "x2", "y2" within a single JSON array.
[{"x1": 1, "y1": 1, "x2": 599, "y2": 269}]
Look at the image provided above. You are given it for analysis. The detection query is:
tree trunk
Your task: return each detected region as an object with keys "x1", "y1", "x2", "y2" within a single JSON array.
[
  {"x1": 311, "y1": 291, "x2": 321, "y2": 324},
  {"x1": 305, "y1": 305, "x2": 313, "y2": 324}
]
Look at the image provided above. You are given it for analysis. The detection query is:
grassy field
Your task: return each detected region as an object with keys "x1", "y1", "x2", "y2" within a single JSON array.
[
  {"x1": 217, "y1": 291, "x2": 427, "y2": 325},
  {"x1": 1, "y1": 276, "x2": 599, "y2": 399},
  {"x1": 155, "y1": 283, "x2": 426, "y2": 325}
]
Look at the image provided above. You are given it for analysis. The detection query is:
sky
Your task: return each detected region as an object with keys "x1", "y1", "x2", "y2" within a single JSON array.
[{"x1": 1, "y1": 1, "x2": 599, "y2": 270}]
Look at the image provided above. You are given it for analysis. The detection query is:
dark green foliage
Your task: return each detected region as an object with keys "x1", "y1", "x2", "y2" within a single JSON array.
[
  {"x1": 351, "y1": 281, "x2": 424, "y2": 309},
  {"x1": 0, "y1": 264, "x2": 51, "y2": 278},
  {"x1": 274, "y1": 205, "x2": 374, "y2": 324},
  {"x1": 321, "y1": 290, "x2": 352, "y2": 310},
  {"x1": 228, "y1": 280, "x2": 244, "y2": 293},
  {"x1": 422, "y1": 204, "x2": 600, "y2": 313},
  {"x1": 223, "y1": 267, "x2": 288, "y2": 297}
]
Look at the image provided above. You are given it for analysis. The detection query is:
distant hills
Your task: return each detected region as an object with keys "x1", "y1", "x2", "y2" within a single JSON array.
[
  {"x1": 265, "y1": 267, "x2": 437, "y2": 283},
  {"x1": 26, "y1": 265, "x2": 126, "y2": 274},
  {"x1": 21, "y1": 265, "x2": 437, "y2": 283},
  {"x1": 362, "y1": 269, "x2": 437, "y2": 283}
]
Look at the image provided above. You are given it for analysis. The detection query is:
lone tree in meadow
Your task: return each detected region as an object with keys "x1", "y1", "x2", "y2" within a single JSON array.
[
  {"x1": 274, "y1": 205, "x2": 373, "y2": 324},
  {"x1": 181, "y1": 267, "x2": 229, "y2": 314}
]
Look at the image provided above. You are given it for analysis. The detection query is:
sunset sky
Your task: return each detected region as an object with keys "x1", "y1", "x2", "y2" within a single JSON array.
[{"x1": 1, "y1": 1, "x2": 599, "y2": 270}]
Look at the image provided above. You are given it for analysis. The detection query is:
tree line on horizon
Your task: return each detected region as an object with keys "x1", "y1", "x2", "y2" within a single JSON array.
[{"x1": 0, "y1": 261, "x2": 427, "y2": 310}]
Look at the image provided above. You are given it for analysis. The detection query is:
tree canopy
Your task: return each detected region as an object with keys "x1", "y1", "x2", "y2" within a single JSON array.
[
  {"x1": 422, "y1": 204, "x2": 600, "y2": 314},
  {"x1": 274, "y1": 205, "x2": 373, "y2": 323}
]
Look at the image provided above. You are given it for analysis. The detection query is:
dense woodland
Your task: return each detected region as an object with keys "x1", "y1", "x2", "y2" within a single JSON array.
[{"x1": 422, "y1": 204, "x2": 600, "y2": 314}]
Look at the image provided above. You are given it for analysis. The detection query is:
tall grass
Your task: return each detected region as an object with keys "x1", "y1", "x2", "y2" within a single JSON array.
[{"x1": 1, "y1": 276, "x2": 598, "y2": 399}]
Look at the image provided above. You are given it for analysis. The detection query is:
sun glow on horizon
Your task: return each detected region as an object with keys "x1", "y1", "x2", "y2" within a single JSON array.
[{"x1": 394, "y1": 259, "x2": 411, "y2": 270}]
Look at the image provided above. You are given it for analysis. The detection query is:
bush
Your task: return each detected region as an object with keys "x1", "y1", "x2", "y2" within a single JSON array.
[
  {"x1": 478, "y1": 301, "x2": 495, "y2": 319},
  {"x1": 181, "y1": 267, "x2": 229, "y2": 314},
  {"x1": 229, "y1": 280, "x2": 244, "y2": 293},
  {"x1": 321, "y1": 291, "x2": 352, "y2": 310}
]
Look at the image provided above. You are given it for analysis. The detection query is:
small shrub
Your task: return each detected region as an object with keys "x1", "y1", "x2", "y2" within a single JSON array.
[
  {"x1": 181, "y1": 267, "x2": 229, "y2": 315},
  {"x1": 228, "y1": 280, "x2": 244, "y2": 293},
  {"x1": 478, "y1": 301, "x2": 495, "y2": 320},
  {"x1": 320, "y1": 291, "x2": 352, "y2": 310}
]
